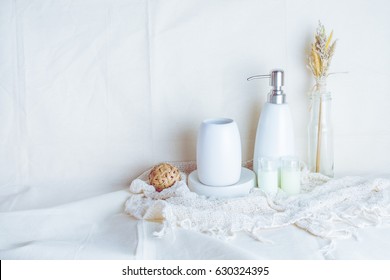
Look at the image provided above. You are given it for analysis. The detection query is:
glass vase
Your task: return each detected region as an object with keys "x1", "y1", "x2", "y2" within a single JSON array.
[{"x1": 308, "y1": 80, "x2": 334, "y2": 177}]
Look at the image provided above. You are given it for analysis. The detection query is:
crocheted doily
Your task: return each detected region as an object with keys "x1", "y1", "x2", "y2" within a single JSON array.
[{"x1": 125, "y1": 161, "x2": 390, "y2": 255}]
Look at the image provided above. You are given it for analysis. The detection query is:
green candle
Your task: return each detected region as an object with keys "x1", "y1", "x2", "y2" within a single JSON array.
[
  {"x1": 280, "y1": 157, "x2": 301, "y2": 195},
  {"x1": 258, "y1": 170, "x2": 279, "y2": 194},
  {"x1": 281, "y1": 169, "x2": 300, "y2": 195},
  {"x1": 257, "y1": 157, "x2": 279, "y2": 195}
]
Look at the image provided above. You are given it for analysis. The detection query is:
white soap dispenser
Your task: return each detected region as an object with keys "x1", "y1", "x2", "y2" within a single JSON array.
[{"x1": 248, "y1": 69, "x2": 295, "y2": 177}]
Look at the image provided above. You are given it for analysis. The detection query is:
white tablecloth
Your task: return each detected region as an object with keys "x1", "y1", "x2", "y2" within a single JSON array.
[{"x1": 2, "y1": 183, "x2": 390, "y2": 260}]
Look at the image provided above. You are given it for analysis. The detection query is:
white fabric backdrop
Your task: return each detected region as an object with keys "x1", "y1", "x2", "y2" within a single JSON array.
[{"x1": 1, "y1": 0, "x2": 390, "y2": 259}]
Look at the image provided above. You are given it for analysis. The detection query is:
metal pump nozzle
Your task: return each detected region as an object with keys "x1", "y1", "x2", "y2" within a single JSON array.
[{"x1": 247, "y1": 69, "x2": 286, "y2": 104}]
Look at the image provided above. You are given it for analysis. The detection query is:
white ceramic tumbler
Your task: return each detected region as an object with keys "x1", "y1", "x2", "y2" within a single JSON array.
[{"x1": 197, "y1": 118, "x2": 241, "y2": 186}]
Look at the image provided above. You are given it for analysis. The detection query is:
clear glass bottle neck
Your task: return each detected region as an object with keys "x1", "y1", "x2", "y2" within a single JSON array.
[
  {"x1": 315, "y1": 78, "x2": 327, "y2": 89},
  {"x1": 312, "y1": 78, "x2": 331, "y2": 99}
]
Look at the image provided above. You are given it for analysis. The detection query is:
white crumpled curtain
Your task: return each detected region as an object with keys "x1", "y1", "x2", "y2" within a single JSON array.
[{"x1": 0, "y1": 0, "x2": 288, "y2": 210}]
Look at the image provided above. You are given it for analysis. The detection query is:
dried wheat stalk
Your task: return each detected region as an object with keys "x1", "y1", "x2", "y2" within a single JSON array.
[
  {"x1": 307, "y1": 22, "x2": 337, "y2": 173},
  {"x1": 307, "y1": 22, "x2": 337, "y2": 82}
]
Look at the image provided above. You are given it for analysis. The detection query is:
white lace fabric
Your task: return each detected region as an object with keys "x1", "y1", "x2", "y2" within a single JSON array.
[{"x1": 125, "y1": 161, "x2": 390, "y2": 246}]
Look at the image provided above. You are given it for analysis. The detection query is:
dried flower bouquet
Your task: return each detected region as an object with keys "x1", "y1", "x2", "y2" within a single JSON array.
[{"x1": 307, "y1": 22, "x2": 337, "y2": 176}]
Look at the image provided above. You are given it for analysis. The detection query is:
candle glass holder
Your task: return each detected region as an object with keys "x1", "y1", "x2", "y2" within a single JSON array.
[
  {"x1": 257, "y1": 157, "x2": 279, "y2": 195},
  {"x1": 280, "y1": 157, "x2": 301, "y2": 195}
]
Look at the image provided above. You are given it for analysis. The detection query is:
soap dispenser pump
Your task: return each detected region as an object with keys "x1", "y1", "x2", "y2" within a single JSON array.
[{"x1": 248, "y1": 69, "x2": 295, "y2": 177}]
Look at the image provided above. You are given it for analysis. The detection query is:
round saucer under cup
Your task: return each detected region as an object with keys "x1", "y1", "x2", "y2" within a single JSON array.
[{"x1": 188, "y1": 167, "x2": 255, "y2": 199}]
